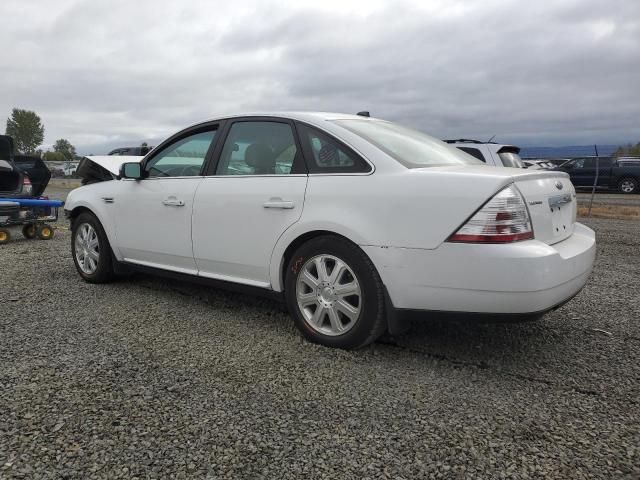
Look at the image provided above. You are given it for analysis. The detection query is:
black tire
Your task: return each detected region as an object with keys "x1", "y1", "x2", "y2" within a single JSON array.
[
  {"x1": 36, "y1": 224, "x2": 54, "y2": 240},
  {"x1": 284, "y1": 235, "x2": 386, "y2": 349},
  {"x1": 22, "y1": 224, "x2": 36, "y2": 239},
  {"x1": 618, "y1": 177, "x2": 639, "y2": 194},
  {"x1": 0, "y1": 229, "x2": 10, "y2": 245},
  {"x1": 71, "y1": 212, "x2": 115, "y2": 283}
]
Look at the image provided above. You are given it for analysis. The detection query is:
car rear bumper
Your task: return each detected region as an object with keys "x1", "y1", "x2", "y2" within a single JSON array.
[{"x1": 363, "y1": 222, "x2": 596, "y2": 316}]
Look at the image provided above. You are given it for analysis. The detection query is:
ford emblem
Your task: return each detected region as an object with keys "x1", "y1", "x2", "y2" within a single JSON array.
[{"x1": 555, "y1": 181, "x2": 563, "y2": 190}]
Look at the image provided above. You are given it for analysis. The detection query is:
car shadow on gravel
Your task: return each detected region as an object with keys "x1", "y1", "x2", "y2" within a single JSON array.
[{"x1": 124, "y1": 270, "x2": 566, "y2": 368}]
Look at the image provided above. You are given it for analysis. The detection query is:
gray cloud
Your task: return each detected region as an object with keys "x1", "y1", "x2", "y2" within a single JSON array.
[{"x1": 0, "y1": 0, "x2": 638, "y2": 154}]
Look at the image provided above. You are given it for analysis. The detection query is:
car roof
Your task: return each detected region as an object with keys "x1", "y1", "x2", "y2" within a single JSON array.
[{"x1": 183, "y1": 112, "x2": 375, "y2": 130}]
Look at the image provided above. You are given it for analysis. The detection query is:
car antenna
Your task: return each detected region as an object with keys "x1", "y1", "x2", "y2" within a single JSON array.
[
  {"x1": 487, "y1": 134, "x2": 497, "y2": 143},
  {"x1": 356, "y1": 111, "x2": 370, "y2": 117}
]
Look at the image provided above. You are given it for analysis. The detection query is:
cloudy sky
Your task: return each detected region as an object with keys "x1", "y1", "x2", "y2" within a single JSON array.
[{"x1": 1, "y1": 0, "x2": 638, "y2": 154}]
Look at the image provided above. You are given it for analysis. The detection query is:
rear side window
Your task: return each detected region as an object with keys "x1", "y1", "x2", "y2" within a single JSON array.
[
  {"x1": 215, "y1": 121, "x2": 301, "y2": 175},
  {"x1": 333, "y1": 119, "x2": 481, "y2": 168},
  {"x1": 497, "y1": 151, "x2": 524, "y2": 168},
  {"x1": 457, "y1": 147, "x2": 485, "y2": 162},
  {"x1": 297, "y1": 123, "x2": 370, "y2": 174}
]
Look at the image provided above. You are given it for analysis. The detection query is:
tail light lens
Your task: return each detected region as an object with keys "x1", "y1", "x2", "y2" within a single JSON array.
[
  {"x1": 22, "y1": 176, "x2": 33, "y2": 195},
  {"x1": 448, "y1": 185, "x2": 533, "y2": 243}
]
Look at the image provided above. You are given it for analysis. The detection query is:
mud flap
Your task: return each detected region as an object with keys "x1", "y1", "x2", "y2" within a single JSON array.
[{"x1": 384, "y1": 286, "x2": 410, "y2": 336}]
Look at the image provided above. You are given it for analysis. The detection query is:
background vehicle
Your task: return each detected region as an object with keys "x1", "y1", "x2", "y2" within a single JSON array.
[
  {"x1": 551, "y1": 156, "x2": 640, "y2": 193},
  {"x1": 0, "y1": 135, "x2": 35, "y2": 198},
  {"x1": 443, "y1": 139, "x2": 525, "y2": 167},
  {"x1": 65, "y1": 113, "x2": 595, "y2": 350},
  {"x1": 13, "y1": 155, "x2": 51, "y2": 196},
  {"x1": 616, "y1": 156, "x2": 640, "y2": 167},
  {"x1": 108, "y1": 146, "x2": 153, "y2": 156},
  {"x1": 522, "y1": 159, "x2": 555, "y2": 169}
]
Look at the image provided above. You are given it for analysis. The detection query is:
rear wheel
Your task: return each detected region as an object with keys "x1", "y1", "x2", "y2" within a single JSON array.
[
  {"x1": 284, "y1": 235, "x2": 386, "y2": 349},
  {"x1": 22, "y1": 224, "x2": 36, "y2": 239},
  {"x1": 0, "y1": 229, "x2": 10, "y2": 245},
  {"x1": 71, "y1": 212, "x2": 114, "y2": 283},
  {"x1": 36, "y1": 224, "x2": 54, "y2": 240},
  {"x1": 618, "y1": 177, "x2": 638, "y2": 194}
]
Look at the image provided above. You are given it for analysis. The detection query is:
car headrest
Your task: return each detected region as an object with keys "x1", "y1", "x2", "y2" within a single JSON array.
[{"x1": 245, "y1": 143, "x2": 275, "y2": 174}]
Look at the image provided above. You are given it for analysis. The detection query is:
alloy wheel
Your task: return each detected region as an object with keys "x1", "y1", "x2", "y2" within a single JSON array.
[
  {"x1": 75, "y1": 223, "x2": 100, "y2": 274},
  {"x1": 620, "y1": 180, "x2": 636, "y2": 193},
  {"x1": 296, "y1": 254, "x2": 362, "y2": 336}
]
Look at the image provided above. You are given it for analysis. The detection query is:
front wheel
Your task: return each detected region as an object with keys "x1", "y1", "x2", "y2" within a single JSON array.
[
  {"x1": 284, "y1": 235, "x2": 386, "y2": 349},
  {"x1": 618, "y1": 177, "x2": 639, "y2": 194},
  {"x1": 71, "y1": 212, "x2": 115, "y2": 283},
  {"x1": 0, "y1": 229, "x2": 10, "y2": 245}
]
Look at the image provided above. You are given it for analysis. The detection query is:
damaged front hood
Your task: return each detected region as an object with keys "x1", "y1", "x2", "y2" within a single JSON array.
[
  {"x1": 77, "y1": 155, "x2": 143, "y2": 184},
  {"x1": 85, "y1": 155, "x2": 143, "y2": 175}
]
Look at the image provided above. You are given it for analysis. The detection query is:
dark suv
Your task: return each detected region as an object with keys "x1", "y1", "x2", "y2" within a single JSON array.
[{"x1": 108, "y1": 146, "x2": 153, "y2": 156}]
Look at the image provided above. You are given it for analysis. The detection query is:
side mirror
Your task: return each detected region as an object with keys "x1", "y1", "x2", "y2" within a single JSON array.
[{"x1": 120, "y1": 162, "x2": 143, "y2": 179}]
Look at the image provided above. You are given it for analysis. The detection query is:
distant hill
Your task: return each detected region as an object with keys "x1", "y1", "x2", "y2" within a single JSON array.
[{"x1": 519, "y1": 145, "x2": 618, "y2": 159}]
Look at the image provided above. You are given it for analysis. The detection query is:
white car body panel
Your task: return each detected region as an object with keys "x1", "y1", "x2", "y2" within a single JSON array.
[
  {"x1": 192, "y1": 175, "x2": 308, "y2": 287},
  {"x1": 65, "y1": 112, "x2": 596, "y2": 319},
  {"x1": 363, "y1": 223, "x2": 595, "y2": 313},
  {"x1": 114, "y1": 177, "x2": 202, "y2": 274}
]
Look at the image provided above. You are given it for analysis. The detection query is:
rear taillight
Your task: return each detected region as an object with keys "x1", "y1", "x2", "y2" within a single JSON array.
[
  {"x1": 448, "y1": 185, "x2": 533, "y2": 243},
  {"x1": 22, "y1": 176, "x2": 33, "y2": 195}
]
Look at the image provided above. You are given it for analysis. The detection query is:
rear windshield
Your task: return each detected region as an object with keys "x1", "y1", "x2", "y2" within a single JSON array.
[
  {"x1": 497, "y1": 151, "x2": 524, "y2": 168},
  {"x1": 333, "y1": 119, "x2": 483, "y2": 168}
]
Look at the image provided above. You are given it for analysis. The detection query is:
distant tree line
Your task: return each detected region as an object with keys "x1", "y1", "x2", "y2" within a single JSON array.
[{"x1": 612, "y1": 142, "x2": 640, "y2": 157}]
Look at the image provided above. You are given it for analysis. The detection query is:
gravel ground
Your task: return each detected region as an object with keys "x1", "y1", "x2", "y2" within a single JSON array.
[{"x1": 0, "y1": 215, "x2": 638, "y2": 479}]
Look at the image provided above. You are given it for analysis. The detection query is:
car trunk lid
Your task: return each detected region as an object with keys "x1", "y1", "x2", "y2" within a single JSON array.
[{"x1": 513, "y1": 172, "x2": 576, "y2": 245}]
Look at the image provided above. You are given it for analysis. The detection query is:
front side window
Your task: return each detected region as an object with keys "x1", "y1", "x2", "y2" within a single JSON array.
[
  {"x1": 216, "y1": 121, "x2": 298, "y2": 176},
  {"x1": 297, "y1": 123, "x2": 370, "y2": 173},
  {"x1": 334, "y1": 119, "x2": 482, "y2": 168},
  {"x1": 145, "y1": 130, "x2": 217, "y2": 178}
]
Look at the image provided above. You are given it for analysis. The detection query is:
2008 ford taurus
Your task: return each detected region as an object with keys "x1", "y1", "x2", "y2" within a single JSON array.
[{"x1": 65, "y1": 112, "x2": 596, "y2": 349}]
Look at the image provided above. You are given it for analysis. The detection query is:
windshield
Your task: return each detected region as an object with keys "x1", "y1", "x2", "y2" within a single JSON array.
[
  {"x1": 497, "y1": 151, "x2": 524, "y2": 168},
  {"x1": 333, "y1": 119, "x2": 483, "y2": 168}
]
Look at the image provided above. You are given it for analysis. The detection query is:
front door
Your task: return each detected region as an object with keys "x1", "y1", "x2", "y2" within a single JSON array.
[
  {"x1": 114, "y1": 127, "x2": 219, "y2": 274},
  {"x1": 192, "y1": 119, "x2": 307, "y2": 287}
]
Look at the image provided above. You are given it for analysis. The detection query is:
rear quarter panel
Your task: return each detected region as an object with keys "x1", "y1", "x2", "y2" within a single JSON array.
[{"x1": 269, "y1": 168, "x2": 511, "y2": 290}]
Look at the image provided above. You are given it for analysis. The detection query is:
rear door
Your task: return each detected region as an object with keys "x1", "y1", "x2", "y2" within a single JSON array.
[{"x1": 192, "y1": 118, "x2": 307, "y2": 287}]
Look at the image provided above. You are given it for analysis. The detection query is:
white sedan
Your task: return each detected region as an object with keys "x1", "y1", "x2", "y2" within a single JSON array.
[{"x1": 65, "y1": 112, "x2": 596, "y2": 349}]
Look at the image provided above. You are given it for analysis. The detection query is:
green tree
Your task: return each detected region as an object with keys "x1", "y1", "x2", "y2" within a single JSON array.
[
  {"x1": 5, "y1": 108, "x2": 44, "y2": 154},
  {"x1": 613, "y1": 142, "x2": 640, "y2": 157},
  {"x1": 53, "y1": 138, "x2": 77, "y2": 160},
  {"x1": 42, "y1": 151, "x2": 66, "y2": 162}
]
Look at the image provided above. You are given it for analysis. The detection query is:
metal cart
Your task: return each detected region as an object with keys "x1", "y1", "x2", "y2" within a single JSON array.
[{"x1": 0, "y1": 198, "x2": 64, "y2": 244}]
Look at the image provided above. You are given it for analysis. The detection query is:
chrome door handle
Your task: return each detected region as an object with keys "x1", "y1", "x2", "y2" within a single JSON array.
[
  {"x1": 263, "y1": 198, "x2": 295, "y2": 209},
  {"x1": 162, "y1": 199, "x2": 185, "y2": 207}
]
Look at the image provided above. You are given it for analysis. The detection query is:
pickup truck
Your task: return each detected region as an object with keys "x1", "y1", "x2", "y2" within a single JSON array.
[{"x1": 552, "y1": 156, "x2": 640, "y2": 194}]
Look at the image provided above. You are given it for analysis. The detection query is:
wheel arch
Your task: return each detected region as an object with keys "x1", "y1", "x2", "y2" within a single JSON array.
[
  {"x1": 67, "y1": 204, "x2": 122, "y2": 261},
  {"x1": 271, "y1": 227, "x2": 371, "y2": 293}
]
